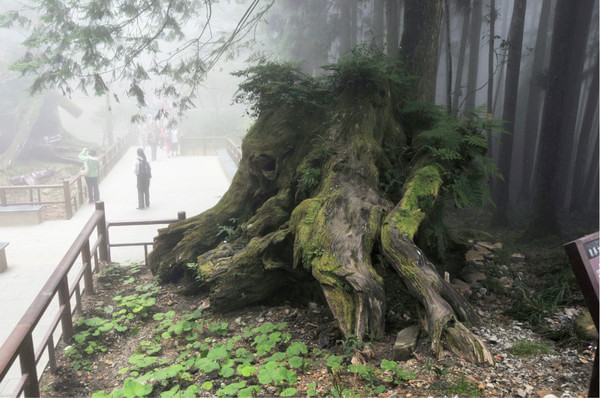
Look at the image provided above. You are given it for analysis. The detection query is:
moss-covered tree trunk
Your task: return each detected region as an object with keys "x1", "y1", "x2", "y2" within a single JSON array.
[
  {"x1": 148, "y1": 55, "x2": 495, "y2": 364},
  {"x1": 381, "y1": 164, "x2": 492, "y2": 363}
]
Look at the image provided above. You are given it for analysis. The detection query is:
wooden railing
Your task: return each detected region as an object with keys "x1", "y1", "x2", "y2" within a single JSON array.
[
  {"x1": 179, "y1": 136, "x2": 241, "y2": 159},
  {"x1": 0, "y1": 202, "x2": 186, "y2": 397},
  {"x1": 0, "y1": 131, "x2": 136, "y2": 220},
  {"x1": 225, "y1": 137, "x2": 242, "y2": 166}
]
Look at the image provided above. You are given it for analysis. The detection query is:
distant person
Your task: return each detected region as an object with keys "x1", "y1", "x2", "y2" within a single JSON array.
[
  {"x1": 149, "y1": 126, "x2": 158, "y2": 161},
  {"x1": 134, "y1": 147, "x2": 152, "y2": 210},
  {"x1": 78, "y1": 147, "x2": 100, "y2": 203},
  {"x1": 170, "y1": 126, "x2": 179, "y2": 156}
]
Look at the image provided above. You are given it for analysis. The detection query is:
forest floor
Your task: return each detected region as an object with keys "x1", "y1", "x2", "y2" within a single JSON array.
[{"x1": 38, "y1": 209, "x2": 598, "y2": 398}]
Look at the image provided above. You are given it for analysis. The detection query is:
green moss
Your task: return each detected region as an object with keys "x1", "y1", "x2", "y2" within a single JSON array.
[
  {"x1": 394, "y1": 165, "x2": 441, "y2": 239},
  {"x1": 509, "y1": 340, "x2": 552, "y2": 357},
  {"x1": 322, "y1": 284, "x2": 356, "y2": 336},
  {"x1": 398, "y1": 258, "x2": 426, "y2": 298},
  {"x1": 197, "y1": 261, "x2": 216, "y2": 281}
]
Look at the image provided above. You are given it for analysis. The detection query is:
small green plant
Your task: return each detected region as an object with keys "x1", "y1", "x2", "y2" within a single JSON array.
[
  {"x1": 426, "y1": 358, "x2": 448, "y2": 380},
  {"x1": 217, "y1": 217, "x2": 245, "y2": 240},
  {"x1": 445, "y1": 374, "x2": 482, "y2": 396},
  {"x1": 92, "y1": 377, "x2": 153, "y2": 398},
  {"x1": 304, "y1": 247, "x2": 324, "y2": 262},
  {"x1": 348, "y1": 363, "x2": 385, "y2": 395},
  {"x1": 209, "y1": 321, "x2": 229, "y2": 336},
  {"x1": 380, "y1": 359, "x2": 415, "y2": 385},
  {"x1": 298, "y1": 167, "x2": 322, "y2": 193},
  {"x1": 340, "y1": 334, "x2": 365, "y2": 358},
  {"x1": 509, "y1": 340, "x2": 552, "y2": 357},
  {"x1": 506, "y1": 277, "x2": 572, "y2": 325}
]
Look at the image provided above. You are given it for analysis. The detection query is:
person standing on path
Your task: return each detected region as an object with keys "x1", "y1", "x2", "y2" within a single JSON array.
[
  {"x1": 170, "y1": 124, "x2": 179, "y2": 156},
  {"x1": 134, "y1": 147, "x2": 152, "y2": 209},
  {"x1": 78, "y1": 147, "x2": 100, "y2": 203}
]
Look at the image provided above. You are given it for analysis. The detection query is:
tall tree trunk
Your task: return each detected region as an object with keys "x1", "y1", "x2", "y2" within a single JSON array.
[
  {"x1": 525, "y1": 0, "x2": 581, "y2": 238},
  {"x1": 518, "y1": 0, "x2": 552, "y2": 202},
  {"x1": 373, "y1": 0, "x2": 385, "y2": 49},
  {"x1": 350, "y1": 0, "x2": 358, "y2": 47},
  {"x1": 491, "y1": 0, "x2": 513, "y2": 118},
  {"x1": 570, "y1": 53, "x2": 599, "y2": 211},
  {"x1": 386, "y1": 0, "x2": 400, "y2": 56},
  {"x1": 340, "y1": 0, "x2": 352, "y2": 55},
  {"x1": 452, "y1": 3, "x2": 471, "y2": 111},
  {"x1": 492, "y1": 0, "x2": 527, "y2": 227},
  {"x1": 486, "y1": 0, "x2": 496, "y2": 148},
  {"x1": 464, "y1": 0, "x2": 483, "y2": 111},
  {"x1": 555, "y1": 0, "x2": 595, "y2": 209},
  {"x1": 401, "y1": 0, "x2": 443, "y2": 102},
  {"x1": 584, "y1": 129, "x2": 599, "y2": 211},
  {"x1": 444, "y1": 0, "x2": 453, "y2": 112}
]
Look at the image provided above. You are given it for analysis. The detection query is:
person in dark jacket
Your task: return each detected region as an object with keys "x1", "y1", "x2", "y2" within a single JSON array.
[{"x1": 134, "y1": 148, "x2": 152, "y2": 209}]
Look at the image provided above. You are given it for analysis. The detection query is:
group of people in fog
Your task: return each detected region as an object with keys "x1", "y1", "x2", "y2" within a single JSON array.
[
  {"x1": 78, "y1": 115, "x2": 184, "y2": 211},
  {"x1": 138, "y1": 118, "x2": 180, "y2": 161}
]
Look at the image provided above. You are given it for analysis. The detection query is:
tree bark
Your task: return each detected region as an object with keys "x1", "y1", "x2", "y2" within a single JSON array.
[
  {"x1": 464, "y1": 0, "x2": 483, "y2": 111},
  {"x1": 570, "y1": 53, "x2": 599, "y2": 212},
  {"x1": 452, "y1": 1, "x2": 471, "y2": 112},
  {"x1": 492, "y1": 0, "x2": 526, "y2": 227},
  {"x1": 525, "y1": 0, "x2": 579, "y2": 238},
  {"x1": 381, "y1": 164, "x2": 492, "y2": 363},
  {"x1": 486, "y1": 0, "x2": 496, "y2": 122},
  {"x1": 373, "y1": 0, "x2": 385, "y2": 49},
  {"x1": 148, "y1": 61, "x2": 494, "y2": 363},
  {"x1": 339, "y1": 0, "x2": 352, "y2": 55},
  {"x1": 518, "y1": 0, "x2": 552, "y2": 202},
  {"x1": 401, "y1": 0, "x2": 443, "y2": 102},
  {"x1": 148, "y1": 10, "x2": 496, "y2": 364},
  {"x1": 554, "y1": 0, "x2": 594, "y2": 209},
  {"x1": 386, "y1": 0, "x2": 400, "y2": 57},
  {"x1": 443, "y1": 0, "x2": 452, "y2": 112}
]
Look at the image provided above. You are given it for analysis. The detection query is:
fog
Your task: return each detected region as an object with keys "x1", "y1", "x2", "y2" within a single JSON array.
[{"x1": 0, "y1": 0, "x2": 597, "y2": 217}]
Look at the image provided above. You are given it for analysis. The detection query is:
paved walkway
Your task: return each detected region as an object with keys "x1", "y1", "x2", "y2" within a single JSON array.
[{"x1": 0, "y1": 145, "x2": 232, "y2": 396}]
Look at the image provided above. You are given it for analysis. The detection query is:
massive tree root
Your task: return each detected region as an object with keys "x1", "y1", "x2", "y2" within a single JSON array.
[
  {"x1": 148, "y1": 61, "x2": 494, "y2": 364},
  {"x1": 381, "y1": 165, "x2": 492, "y2": 364}
]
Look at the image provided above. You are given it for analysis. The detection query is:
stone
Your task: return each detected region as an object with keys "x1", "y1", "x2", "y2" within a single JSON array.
[
  {"x1": 451, "y1": 278, "x2": 472, "y2": 295},
  {"x1": 466, "y1": 249, "x2": 485, "y2": 262},
  {"x1": 393, "y1": 325, "x2": 419, "y2": 361},
  {"x1": 461, "y1": 270, "x2": 487, "y2": 284},
  {"x1": 573, "y1": 308, "x2": 599, "y2": 341},
  {"x1": 511, "y1": 253, "x2": 525, "y2": 262}
]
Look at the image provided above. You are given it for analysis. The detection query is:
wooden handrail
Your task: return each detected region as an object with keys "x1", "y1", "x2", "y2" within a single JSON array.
[
  {"x1": 0, "y1": 202, "x2": 186, "y2": 397},
  {"x1": 0, "y1": 130, "x2": 136, "y2": 219},
  {"x1": 0, "y1": 202, "x2": 107, "y2": 396}
]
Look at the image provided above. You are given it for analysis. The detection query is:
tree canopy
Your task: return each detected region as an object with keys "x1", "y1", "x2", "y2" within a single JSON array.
[{"x1": 1, "y1": 0, "x2": 273, "y2": 119}]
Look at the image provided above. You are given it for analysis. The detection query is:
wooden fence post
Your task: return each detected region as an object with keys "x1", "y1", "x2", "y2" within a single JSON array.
[
  {"x1": 57, "y1": 275, "x2": 74, "y2": 341},
  {"x1": 95, "y1": 202, "x2": 110, "y2": 264},
  {"x1": 81, "y1": 240, "x2": 94, "y2": 295},
  {"x1": 63, "y1": 179, "x2": 72, "y2": 220},
  {"x1": 19, "y1": 333, "x2": 39, "y2": 398},
  {"x1": 77, "y1": 177, "x2": 84, "y2": 208}
]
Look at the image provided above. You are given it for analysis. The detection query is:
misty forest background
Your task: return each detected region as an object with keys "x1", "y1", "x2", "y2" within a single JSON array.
[
  {"x1": 0, "y1": 0, "x2": 598, "y2": 239},
  {"x1": 256, "y1": 0, "x2": 599, "y2": 239}
]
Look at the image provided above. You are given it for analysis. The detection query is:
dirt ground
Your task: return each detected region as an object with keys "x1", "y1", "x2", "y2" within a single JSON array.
[{"x1": 37, "y1": 228, "x2": 597, "y2": 398}]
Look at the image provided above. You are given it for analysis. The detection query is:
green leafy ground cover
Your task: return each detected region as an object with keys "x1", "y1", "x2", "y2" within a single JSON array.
[
  {"x1": 38, "y1": 216, "x2": 596, "y2": 397},
  {"x1": 39, "y1": 262, "x2": 493, "y2": 397}
]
